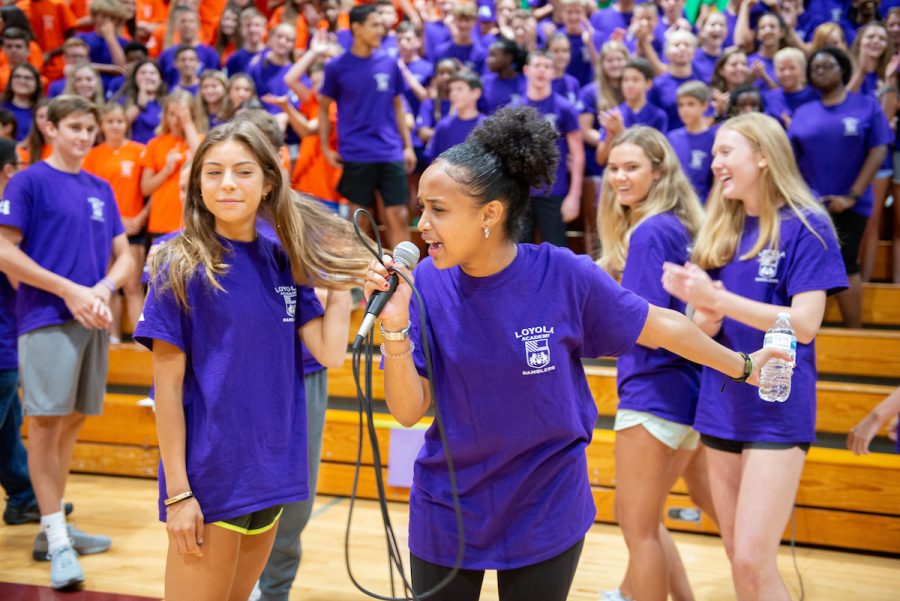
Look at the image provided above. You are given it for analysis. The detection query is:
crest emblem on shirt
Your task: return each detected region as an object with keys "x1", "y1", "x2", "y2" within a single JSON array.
[
  {"x1": 374, "y1": 73, "x2": 391, "y2": 92},
  {"x1": 755, "y1": 249, "x2": 786, "y2": 283},
  {"x1": 275, "y1": 285, "x2": 296, "y2": 322},
  {"x1": 86, "y1": 197, "x2": 105, "y2": 222},
  {"x1": 690, "y1": 150, "x2": 707, "y2": 170},
  {"x1": 543, "y1": 113, "x2": 557, "y2": 128},
  {"x1": 0, "y1": 199, "x2": 9, "y2": 215},
  {"x1": 515, "y1": 326, "x2": 557, "y2": 375},
  {"x1": 842, "y1": 117, "x2": 860, "y2": 136},
  {"x1": 120, "y1": 160, "x2": 134, "y2": 177}
]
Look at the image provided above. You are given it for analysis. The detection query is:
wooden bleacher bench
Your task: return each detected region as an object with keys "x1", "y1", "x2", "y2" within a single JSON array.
[{"x1": 825, "y1": 283, "x2": 900, "y2": 326}]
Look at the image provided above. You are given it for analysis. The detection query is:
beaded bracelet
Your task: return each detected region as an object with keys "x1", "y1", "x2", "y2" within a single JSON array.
[{"x1": 380, "y1": 341, "x2": 415, "y2": 360}]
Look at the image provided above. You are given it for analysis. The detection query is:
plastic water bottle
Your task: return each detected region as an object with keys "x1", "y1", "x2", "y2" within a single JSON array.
[{"x1": 759, "y1": 312, "x2": 797, "y2": 403}]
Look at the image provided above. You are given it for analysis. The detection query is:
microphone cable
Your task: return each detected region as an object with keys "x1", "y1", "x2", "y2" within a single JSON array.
[{"x1": 343, "y1": 209, "x2": 465, "y2": 601}]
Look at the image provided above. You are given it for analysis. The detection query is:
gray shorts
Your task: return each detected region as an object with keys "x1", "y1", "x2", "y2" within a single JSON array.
[{"x1": 18, "y1": 321, "x2": 108, "y2": 416}]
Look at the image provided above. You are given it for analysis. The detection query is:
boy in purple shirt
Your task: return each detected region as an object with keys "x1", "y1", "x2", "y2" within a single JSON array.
[
  {"x1": 434, "y1": 3, "x2": 487, "y2": 73},
  {"x1": 424, "y1": 71, "x2": 486, "y2": 163},
  {"x1": 225, "y1": 8, "x2": 267, "y2": 76},
  {"x1": 396, "y1": 22, "x2": 433, "y2": 119},
  {"x1": 667, "y1": 81, "x2": 717, "y2": 203},
  {"x1": 169, "y1": 46, "x2": 200, "y2": 96},
  {"x1": 156, "y1": 7, "x2": 219, "y2": 88},
  {"x1": 320, "y1": 4, "x2": 416, "y2": 248},
  {"x1": 0, "y1": 96, "x2": 134, "y2": 590},
  {"x1": 648, "y1": 30, "x2": 702, "y2": 131},
  {"x1": 596, "y1": 58, "x2": 669, "y2": 166},
  {"x1": 764, "y1": 47, "x2": 819, "y2": 128},
  {"x1": 76, "y1": 0, "x2": 128, "y2": 88},
  {"x1": 514, "y1": 50, "x2": 583, "y2": 247}
]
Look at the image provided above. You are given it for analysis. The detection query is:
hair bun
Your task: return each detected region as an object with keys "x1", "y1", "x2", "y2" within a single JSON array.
[{"x1": 470, "y1": 106, "x2": 559, "y2": 192}]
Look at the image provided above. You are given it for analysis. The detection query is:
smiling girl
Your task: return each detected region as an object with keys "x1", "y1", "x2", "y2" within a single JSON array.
[
  {"x1": 365, "y1": 107, "x2": 786, "y2": 601},
  {"x1": 598, "y1": 126, "x2": 709, "y2": 601},
  {"x1": 134, "y1": 120, "x2": 368, "y2": 600},
  {"x1": 663, "y1": 113, "x2": 847, "y2": 601}
]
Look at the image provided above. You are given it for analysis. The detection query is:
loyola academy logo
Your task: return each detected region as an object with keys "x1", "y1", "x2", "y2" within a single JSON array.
[
  {"x1": 275, "y1": 286, "x2": 296, "y2": 322},
  {"x1": 514, "y1": 325, "x2": 557, "y2": 376}
]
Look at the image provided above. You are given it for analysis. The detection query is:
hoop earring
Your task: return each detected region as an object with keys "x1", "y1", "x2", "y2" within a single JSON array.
[{"x1": 484, "y1": 225, "x2": 490, "y2": 240}]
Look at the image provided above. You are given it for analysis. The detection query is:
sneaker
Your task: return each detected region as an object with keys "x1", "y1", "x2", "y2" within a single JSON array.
[
  {"x1": 34, "y1": 524, "x2": 112, "y2": 561},
  {"x1": 3, "y1": 501, "x2": 74, "y2": 525},
  {"x1": 247, "y1": 582, "x2": 261, "y2": 601},
  {"x1": 599, "y1": 590, "x2": 630, "y2": 601},
  {"x1": 49, "y1": 545, "x2": 84, "y2": 590}
]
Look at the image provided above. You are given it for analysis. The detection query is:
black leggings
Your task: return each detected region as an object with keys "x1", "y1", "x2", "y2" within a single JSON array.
[
  {"x1": 521, "y1": 195, "x2": 567, "y2": 247},
  {"x1": 410, "y1": 538, "x2": 584, "y2": 601}
]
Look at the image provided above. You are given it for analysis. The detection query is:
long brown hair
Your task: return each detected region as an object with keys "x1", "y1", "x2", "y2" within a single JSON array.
[
  {"x1": 598, "y1": 126, "x2": 704, "y2": 277},
  {"x1": 692, "y1": 113, "x2": 833, "y2": 269},
  {"x1": 151, "y1": 121, "x2": 370, "y2": 308}
]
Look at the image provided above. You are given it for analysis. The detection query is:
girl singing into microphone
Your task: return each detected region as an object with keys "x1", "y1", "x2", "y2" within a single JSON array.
[
  {"x1": 134, "y1": 120, "x2": 368, "y2": 601},
  {"x1": 364, "y1": 106, "x2": 787, "y2": 601}
]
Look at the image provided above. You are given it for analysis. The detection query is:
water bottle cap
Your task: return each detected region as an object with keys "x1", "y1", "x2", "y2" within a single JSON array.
[{"x1": 777, "y1": 312, "x2": 790, "y2": 320}]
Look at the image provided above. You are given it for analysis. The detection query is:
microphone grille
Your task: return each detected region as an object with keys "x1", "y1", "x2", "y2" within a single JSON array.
[{"x1": 392, "y1": 241, "x2": 421, "y2": 270}]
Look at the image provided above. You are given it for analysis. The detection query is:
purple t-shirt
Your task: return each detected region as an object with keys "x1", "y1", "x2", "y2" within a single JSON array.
[
  {"x1": 321, "y1": 50, "x2": 405, "y2": 163},
  {"x1": 695, "y1": 209, "x2": 847, "y2": 443},
  {"x1": 481, "y1": 72, "x2": 525, "y2": 115},
  {"x1": 424, "y1": 113, "x2": 485, "y2": 163},
  {"x1": 0, "y1": 162, "x2": 124, "y2": 335},
  {"x1": 1, "y1": 102, "x2": 32, "y2": 142},
  {"x1": 617, "y1": 101, "x2": 669, "y2": 132},
  {"x1": 131, "y1": 100, "x2": 162, "y2": 145},
  {"x1": 403, "y1": 243, "x2": 648, "y2": 569},
  {"x1": 415, "y1": 97, "x2": 452, "y2": 147},
  {"x1": 403, "y1": 57, "x2": 433, "y2": 117},
  {"x1": 246, "y1": 57, "x2": 292, "y2": 114},
  {"x1": 0, "y1": 275, "x2": 16, "y2": 369},
  {"x1": 434, "y1": 40, "x2": 487, "y2": 73},
  {"x1": 578, "y1": 83, "x2": 605, "y2": 177},
  {"x1": 134, "y1": 234, "x2": 324, "y2": 522},
  {"x1": 225, "y1": 48, "x2": 262, "y2": 76},
  {"x1": 747, "y1": 53, "x2": 775, "y2": 92},
  {"x1": 666, "y1": 126, "x2": 716, "y2": 203},
  {"x1": 789, "y1": 93, "x2": 892, "y2": 217},
  {"x1": 423, "y1": 21, "x2": 450, "y2": 62},
  {"x1": 48, "y1": 78, "x2": 67, "y2": 98},
  {"x1": 590, "y1": 7, "x2": 631, "y2": 40},
  {"x1": 552, "y1": 74, "x2": 581, "y2": 106},
  {"x1": 158, "y1": 43, "x2": 220, "y2": 88},
  {"x1": 692, "y1": 50, "x2": 719, "y2": 84},
  {"x1": 514, "y1": 93, "x2": 580, "y2": 197},
  {"x1": 565, "y1": 32, "x2": 595, "y2": 88},
  {"x1": 649, "y1": 72, "x2": 699, "y2": 131},
  {"x1": 763, "y1": 86, "x2": 819, "y2": 127},
  {"x1": 617, "y1": 213, "x2": 699, "y2": 424}
]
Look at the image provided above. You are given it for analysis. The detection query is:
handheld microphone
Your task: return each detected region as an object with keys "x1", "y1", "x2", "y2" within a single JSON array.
[{"x1": 352, "y1": 241, "x2": 420, "y2": 350}]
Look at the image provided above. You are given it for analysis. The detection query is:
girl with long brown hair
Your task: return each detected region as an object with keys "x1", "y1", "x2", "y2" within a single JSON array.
[{"x1": 135, "y1": 120, "x2": 369, "y2": 600}]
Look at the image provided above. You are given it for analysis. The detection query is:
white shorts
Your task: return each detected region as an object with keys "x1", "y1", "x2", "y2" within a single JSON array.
[{"x1": 614, "y1": 409, "x2": 699, "y2": 451}]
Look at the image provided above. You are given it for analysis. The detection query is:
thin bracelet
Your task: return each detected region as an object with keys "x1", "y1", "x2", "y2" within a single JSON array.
[
  {"x1": 163, "y1": 490, "x2": 194, "y2": 507},
  {"x1": 380, "y1": 341, "x2": 415, "y2": 360},
  {"x1": 98, "y1": 277, "x2": 116, "y2": 293}
]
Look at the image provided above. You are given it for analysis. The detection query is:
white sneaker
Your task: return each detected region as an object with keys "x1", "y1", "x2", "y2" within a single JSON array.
[
  {"x1": 599, "y1": 589, "x2": 630, "y2": 601},
  {"x1": 247, "y1": 581, "x2": 261, "y2": 601}
]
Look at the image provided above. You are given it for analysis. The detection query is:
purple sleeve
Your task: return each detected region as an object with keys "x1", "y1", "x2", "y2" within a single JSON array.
[
  {"x1": 297, "y1": 285, "x2": 325, "y2": 328},
  {"x1": 392, "y1": 60, "x2": 405, "y2": 97},
  {"x1": 559, "y1": 101, "x2": 579, "y2": 135},
  {"x1": 133, "y1": 276, "x2": 188, "y2": 353},
  {"x1": 868, "y1": 98, "x2": 892, "y2": 148},
  {"x1": 319, "y1": 60, "x2": 339, "y2": 100},
  {"x1": 620, "y1": 228, "x2": 669, "y2": 307},
  {"x1": 785, "y1": 213, "x2": 849, "y2": 298},
  {"x1": 579, "y1": 255, "x2": 650, "y2": 358},
  {"x1": 0, "y1": 173, "x2": 31, "y2": 235}
]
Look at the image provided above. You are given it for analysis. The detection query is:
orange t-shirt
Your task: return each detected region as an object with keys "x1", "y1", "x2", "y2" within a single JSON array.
[
  {"x1": 82, "y1": 140, "x2": 146, "y2": 219},
  {"x1": 136, "y1": 0, "x2": 167, "y2": 25},
  {"x1": 16, "y1": 143, "x2": 52, "y2": 166},
  {"x1": 291, "y1": 93, "x2": 343, "y2": 203},
  {"x1": 268, "y1": 7, "x2": 310, "y2": 50},
  {"x1": 0, "y1": 42, "x2": 46, "y2": 91},
  {"x1": 140, "y1": 133, "x2": 190, "y2": 234},
  {"x1": 198, "y1": 0, "x2": 228, "y2": 46},
  {"x1": 147, "y1": 25, "x2": 180, "y2": 58},
  {"x1": 27, "y1": 0, "x2": 77, "y2": 51}
]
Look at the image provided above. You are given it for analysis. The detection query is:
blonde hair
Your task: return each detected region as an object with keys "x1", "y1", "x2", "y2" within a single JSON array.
[
  {"x1": 63, "y1": 63, "x2": 105, "y2": 105},
  {"x1": 195, "y1": 70, "x2": 228, "y2": 128},
  {"x1": 850, "y1": 22, "x2": 895, "y2": 83},
  {"x1": 89, "y1": 0, "x2": 128, "y2": 20},
  {"x1": 160, "y1": 89, "x2": 205, "y2": 135},
  {"x1": 598, "y1": 126, "x2": 704, "y2": 277},
  {"x1": 810, "y1": 22, "x2": 847, "y2": 54},
  {"x1": 597, "y1": 41, "x2": 629, "y2": 111},
  {"x1": 692, "y1": 113, "x2": 834, "y2": 269},
  {"x1": 150, "y1": 120, "x2": 371, "y2": 309}
]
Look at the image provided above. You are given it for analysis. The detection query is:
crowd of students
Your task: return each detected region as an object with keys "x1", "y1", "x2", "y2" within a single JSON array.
[{"x1": 0, "y1": 0, "x2": 898, "y2": 600}]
